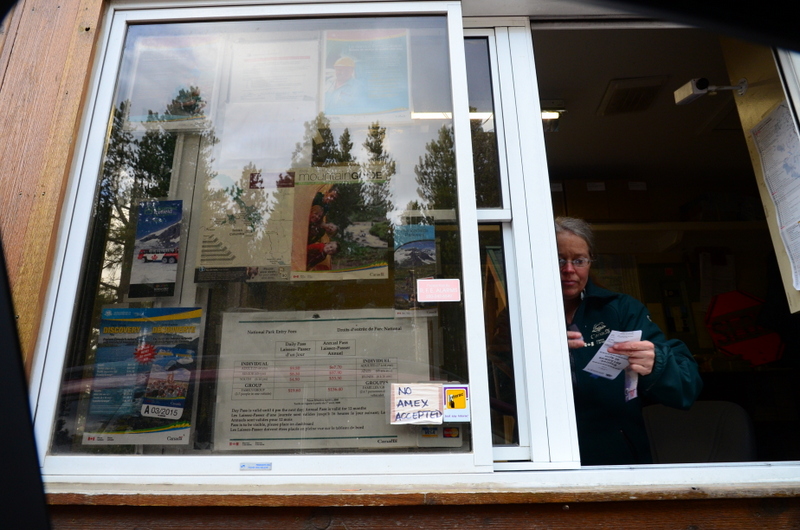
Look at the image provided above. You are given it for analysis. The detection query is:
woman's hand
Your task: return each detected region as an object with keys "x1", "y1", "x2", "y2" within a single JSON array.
[
  {"x1": 608, "y1": 340, "x2": 655, "y2": 376},
  {"x1": 567, "y1": 330, "x2": 585, "y2": 349}
]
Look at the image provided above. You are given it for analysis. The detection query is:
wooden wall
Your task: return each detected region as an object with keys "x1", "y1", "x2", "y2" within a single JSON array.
[{"x1": 0, "y1": 0, "x2": 104, "y2": 371}]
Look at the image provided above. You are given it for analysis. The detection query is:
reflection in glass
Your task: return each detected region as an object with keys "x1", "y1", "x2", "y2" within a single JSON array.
[
  {"x1": 479, "y1": 225, "x2": 518, "y2": 445},
  {"x1": 52, "y1": 16, "x2": 471, "y2": 456},
  {"x1": 465, "y1": 38, "x2": 502, "y2": 209}
]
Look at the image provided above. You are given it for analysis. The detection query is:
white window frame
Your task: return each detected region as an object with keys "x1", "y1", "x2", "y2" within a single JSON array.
[
  {"x1": 464, "y1": 28, "x2": 531, "y2": 462},
  {"x1": 487, "y1": 21, "x2": 581, "y2": 468},
  {"x1": 464, "y1": 24, "x2": 579, "y2": 466}
]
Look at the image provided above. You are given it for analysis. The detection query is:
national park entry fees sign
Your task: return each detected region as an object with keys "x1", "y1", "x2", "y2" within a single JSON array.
[{"x1": 216, "y1": 310, "x2": 431, "y2": 449}]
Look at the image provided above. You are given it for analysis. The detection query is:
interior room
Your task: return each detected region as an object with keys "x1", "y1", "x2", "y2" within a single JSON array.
[{"x1": 532, "y1": 24, "x2": 800, "y2": 462}]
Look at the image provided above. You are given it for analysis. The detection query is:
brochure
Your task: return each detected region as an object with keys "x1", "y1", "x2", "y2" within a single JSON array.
[
  {"x1": 129, "y1": 200, "x2": 182, "y2": 298},
  {"x1": 393, "y1": 224, "x2": 437, "y2": 317},
  {"x1": 82, "y1": 307, "x2": 202, "y2": 445}
]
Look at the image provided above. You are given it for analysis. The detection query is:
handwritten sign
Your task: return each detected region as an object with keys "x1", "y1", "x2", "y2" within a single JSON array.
[
  {"x1": 389, "y1": 383, "x2": 443, "y2": 424},
  {"x1": 416, "y1": 279, "x2": 461, "y2": 302}
]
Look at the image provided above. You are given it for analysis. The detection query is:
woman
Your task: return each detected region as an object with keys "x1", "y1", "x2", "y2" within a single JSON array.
[{"x1": 556, "y1": 216, "x2": 702, "y2": 465}]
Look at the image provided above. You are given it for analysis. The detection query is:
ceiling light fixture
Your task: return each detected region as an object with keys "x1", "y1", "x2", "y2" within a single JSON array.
[{"x1": 541, "y1": 99, "x2": 565, "y2": 132}]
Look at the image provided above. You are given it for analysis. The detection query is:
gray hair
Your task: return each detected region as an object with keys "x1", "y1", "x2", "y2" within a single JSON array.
[{"x1": 555, "y1": 216, "x2": 595, "y2": 257}]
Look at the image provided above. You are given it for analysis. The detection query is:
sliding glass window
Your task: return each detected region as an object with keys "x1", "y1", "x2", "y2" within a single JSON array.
[{"x1": 46, "y1": 10, "x2": 483, "y2": 468}]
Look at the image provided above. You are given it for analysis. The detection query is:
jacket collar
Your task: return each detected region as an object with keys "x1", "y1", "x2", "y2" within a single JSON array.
[{"x1": 582, "y1": 278, "x2": 617, "y2": 301}]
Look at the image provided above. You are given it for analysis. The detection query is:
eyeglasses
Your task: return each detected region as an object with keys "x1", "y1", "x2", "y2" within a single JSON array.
[{"x1": 558, "y1": 258, "x2": 592, "y2": 269}]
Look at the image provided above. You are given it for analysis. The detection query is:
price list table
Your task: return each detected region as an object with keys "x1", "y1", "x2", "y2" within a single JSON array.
[{"x1": 231, "y1": 357, "x2": 398, "y2": 400}]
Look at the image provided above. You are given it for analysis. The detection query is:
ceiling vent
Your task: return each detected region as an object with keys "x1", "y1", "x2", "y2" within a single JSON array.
[{"x1": 597, "y1": 76, "x2": 669, "y2": 116}]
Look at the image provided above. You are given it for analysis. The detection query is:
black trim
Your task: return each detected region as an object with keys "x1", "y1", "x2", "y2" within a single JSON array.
[
  {"x1": 604, "y1": 0, "x2": 800, "y2": 51},
  {"x1": 0, "y1": 239, "x2": 51, "y2": 528}
]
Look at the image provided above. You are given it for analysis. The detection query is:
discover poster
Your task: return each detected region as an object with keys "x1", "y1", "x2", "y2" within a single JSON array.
[
  {"x1": 215, "y1": 309, "x2": 428, "y2": 450},
  {"x1": 82, "y1": 307, "x2": 202, "y2": 445}
]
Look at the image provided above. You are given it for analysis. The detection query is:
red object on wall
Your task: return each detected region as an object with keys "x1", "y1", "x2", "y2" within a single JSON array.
[{"x1": 704, "y1": 291, "x2": 784, "y2": 366}]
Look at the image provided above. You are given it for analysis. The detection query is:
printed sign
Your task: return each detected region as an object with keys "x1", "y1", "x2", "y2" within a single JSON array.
[
  {"x1": 323, "y1": 29, "x2": 410, "y2": 120},
  {"x1": 129, "y1": 200, "x2": 182, "y2": 298},
  {"x1": 215, "y1": 309, "x2": 429, "y2": 449},
  {"x1": 290, "y1": 176, "x2": 389, "y2": 281},
  {"x1": 416, "y1": 279, "x2": 461, "y2": 302},
  {"x1": 442, "y1": 384, "x2": 470, "y2": 422},
  {"x1": 394, "y1": 224, "x2": 437, "y2": 316}
]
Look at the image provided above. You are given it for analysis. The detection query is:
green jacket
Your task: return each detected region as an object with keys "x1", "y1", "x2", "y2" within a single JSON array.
[{"x1": 569, "y1": 279, "x2": 703, "y2": 465}]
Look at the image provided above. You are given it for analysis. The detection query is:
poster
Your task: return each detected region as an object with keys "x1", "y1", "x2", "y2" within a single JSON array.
[
  {"x1": 750, "y1": 101, "x2": 800, "y2": 289},
  {"x1": 196, "y1": 170, "x2": 295, "y2": 282},
  {"x1": 214, "y1": 309, "x2": 429, "y2": 450},
  {"x1": 229, "y1": 40, "x2": 318, "y2": 103},
  {"x1": 129, "y1": 200, "x2": 182, "y2": 298},
  {"x1": 393, "y1": 224, "x2": 437, "y2": 316},
  {"x1": 219, "y1": 39, "x2": 319, "y2": 167},
  {"x1": 290, "y1": 167, "x2": 390, "y2": 280},
  {"x1": 82, "y1": 307, "x2": 202, "y2": 445},
  {"x1": 194, "y1": 38, "x2": 323, "y2": 282},
  {"x1": 323, "y1": 29, "x2": 410, "y2": 120}
]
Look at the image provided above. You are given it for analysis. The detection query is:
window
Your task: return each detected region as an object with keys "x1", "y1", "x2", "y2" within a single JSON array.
[
  {"x1": 532, "y1": 23, "x2": 800, "y2": 465},
  {"x1": 35, "y1": 2, "x2": 499, "y2": 477}
]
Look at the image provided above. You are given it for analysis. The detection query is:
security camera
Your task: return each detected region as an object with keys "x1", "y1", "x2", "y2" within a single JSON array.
[
  {"x1": 674, "y1": 78, "x2": 710, "y2": 105},
  {"x1": 674, "y1": 77, "x2": 747, "y2": 105}
]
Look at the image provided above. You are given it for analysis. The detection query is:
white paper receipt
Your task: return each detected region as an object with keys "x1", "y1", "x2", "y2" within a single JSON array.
[{"x1": 583, "y1": 330, "x2": 642, "y2": 379}]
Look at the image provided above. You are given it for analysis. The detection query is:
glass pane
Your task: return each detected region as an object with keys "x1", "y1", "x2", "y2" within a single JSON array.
[
  {"x1": 479, "y1": 225, "x2": 518, "y2": 445},
  {"x1": 52, "y1": 16, "x2": 472, "y2": 456},
  {"x1": 465, "y1": 38, "x2": 502, "y2": 209}
]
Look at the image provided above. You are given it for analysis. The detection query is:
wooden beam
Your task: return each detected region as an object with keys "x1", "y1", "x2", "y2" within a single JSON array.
[
  {"x1": 45, "y1": 482, "x2": 800, "y2": 507},
  {"x1": 47, "y1": 498, "x2": 800, "y2": 529},
  {"x1": 0, "y1": 0, "x2": 105, "y2": 370}
]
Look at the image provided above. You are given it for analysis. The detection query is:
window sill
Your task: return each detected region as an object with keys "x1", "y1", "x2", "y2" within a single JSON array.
[{"x1": 46, "y1": 482, "x2": 800, "y2": 507}]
